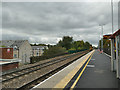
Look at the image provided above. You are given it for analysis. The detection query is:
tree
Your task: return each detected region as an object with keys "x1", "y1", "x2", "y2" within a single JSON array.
[
  {"x1": 38, "y1": 44, "x2": 47, "y2": 46},
  {"x1": 43, "y1": 46, "x2": 66, "y2": 56},
  {"x1": 79, "y1": 40, "x2": 84, "y2": 47},
  {"x1": 57, "y1": 36, "x2": 73, "y2": 50},
  {"x1": 99, "y1": 39, "x2": 111, "y2": 49},
  {"x1": 72, "y1": 40, "x2": 85, "y2": 50},
  {"x1": 104, "y1": 40, "x2": 111, "y2": 48},
  {"x1": 84, "y1": 41, "x2": 91, "y2": 49},
  {"x1": 103, "y1": 39, "x2": 111, "y2": 55},
  {"x1": 72, "y1": 41, "x2": 79, "y2": 50}
]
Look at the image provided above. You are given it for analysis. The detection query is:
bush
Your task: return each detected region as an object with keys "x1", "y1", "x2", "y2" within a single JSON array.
[
  {"x1": 43, "y1": 46, "x2": 66, "y2": 57},
  {"x1": 68, "y1": 49, "x2": 88, "y2": 54},
  {"x1": 30, "y1": 46, "x2": 67, "y2": 64}
]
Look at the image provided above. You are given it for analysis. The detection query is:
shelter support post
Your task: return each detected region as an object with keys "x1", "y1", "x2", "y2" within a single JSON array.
[
  {"x1": 118, "y1": 35, "x2": 120, "y2": 79},
  {"x1": 111, "y1": 39, "x2": 116, "y2": 71},
  {"x1": 111, "y1": 39, "x2": 114, "y2": 71},
  {"x1": 115, "y1": 36, "x2": 119, "y2": 78}
]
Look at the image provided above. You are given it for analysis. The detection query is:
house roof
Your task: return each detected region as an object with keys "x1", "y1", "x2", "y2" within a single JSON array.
[{"x1": 0, "y1": 40, "x2": 28, "y2": 48}]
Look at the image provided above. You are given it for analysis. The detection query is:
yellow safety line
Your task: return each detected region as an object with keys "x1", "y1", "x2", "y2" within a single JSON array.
[
  {"x1": 53, "y1": 50, "x2": 95, "y2": 89},
  {"x1": 70, "y1": 52, "x2": 94, "y2": 89}
]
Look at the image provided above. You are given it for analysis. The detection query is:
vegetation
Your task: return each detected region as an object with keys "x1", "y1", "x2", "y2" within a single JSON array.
[
  {"x1": 72, "y1": 40, "x2": 84, "y2": 50},
  {"x1": 99, "y1": 39, "x2": 111, "y2": 55},
  {"x1": 99, "y1": 39, "x2": 111, "y2": 49},
  {"x1": 30, "y1": 43, "x2": 47, "y2": 46},
  {"x1": 30, "y1": 36, "x2": 92, "y2": 64},
  {"x1": 0, "y1": 45, "x2": 6, "y2": 47},
  {"x1": 57, "y1": 36, "x2": 91, "y2": 51},
  {"x1": 43, "y1": 46, "x2": 66, "y2": 57},
  {"x1": 57, "y1": 36, "x2": 73, "y2": 50},
  {"x1": 30, "y1": 46, "x2": 67, "y2": 64}
]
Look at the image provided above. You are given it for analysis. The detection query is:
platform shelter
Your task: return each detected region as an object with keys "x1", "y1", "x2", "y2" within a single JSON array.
[{"x1": 104, "y1": 29, "x2": 120, "y2": 79}]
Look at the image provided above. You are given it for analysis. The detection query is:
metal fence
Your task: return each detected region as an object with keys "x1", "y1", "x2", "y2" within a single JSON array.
[{"x1": 103, "y1": 48, "x2": 111, "y2": 55}]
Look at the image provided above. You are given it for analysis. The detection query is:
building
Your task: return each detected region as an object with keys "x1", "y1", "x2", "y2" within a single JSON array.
[
  {"x1": 0, "y1": 48, "x2": 13, "y2": 59},
  {"x1": 0, "y1": 47, "x2": 20, "y2": 71},
  {"x1": 0, "y1": 59, "x2": 20, "y2": 72},
  {"x1": 32, "y1": 46, "x2": 48, "y2": 56},
  {"x1": 0, "y1": 40, "x2": 32, "y2": 64}
]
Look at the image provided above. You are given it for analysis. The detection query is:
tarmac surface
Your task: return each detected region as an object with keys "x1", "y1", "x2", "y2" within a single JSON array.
[{"x1": 65, "y1": 50, "x2": 119, "y2": 89}]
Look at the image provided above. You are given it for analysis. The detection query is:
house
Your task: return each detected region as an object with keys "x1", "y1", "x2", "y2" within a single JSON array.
[
  {"x1": 0, "y1": 47, "x2": 13, "y2": 59},
  {"x1": 0, "y1": 47, "x2": 20, "y2": 71},
  {"x1": 0, "y1": 40, "x2": 32, "y2": 64},
  {"x1": 32, "y1": 46, "x2": 48, "y2": 56}
]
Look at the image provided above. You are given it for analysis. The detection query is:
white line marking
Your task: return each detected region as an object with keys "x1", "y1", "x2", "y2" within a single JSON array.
[
  {"x1": 87, "y1": 65, "x2": 95, "y2": 68},
  {"x1": 103, "y1": 52, "x2": 111, "y2": 58},
  {"x1": 91, "y1": 59, "x2": 95, "y2": 60}
]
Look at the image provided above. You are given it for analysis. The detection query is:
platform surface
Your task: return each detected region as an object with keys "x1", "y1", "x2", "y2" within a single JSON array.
[
  {"x1": 32, "y1": 50, "x2": 119, "y2": 89},
  {"x1": 66, "y1": 50, "x2": 118, "y2": 89}
]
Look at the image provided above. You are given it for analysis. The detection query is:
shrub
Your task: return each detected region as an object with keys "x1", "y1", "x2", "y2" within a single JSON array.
[{"x1": 30, "y1": 46, "x2": 66, "y2": 64}]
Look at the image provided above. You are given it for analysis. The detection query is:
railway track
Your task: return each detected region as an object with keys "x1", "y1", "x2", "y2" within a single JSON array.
[
  {"x1": 17, "y1": 51, "x2": 88, "y2": 90},
  {"x1": 2, "y1": 50, "x2": 89, "y2": 89},
  {"x1": 2, "y1": 51, "x2": 87, "y2": 83},
  {"x1": 2, "y1": 56, "x2": 69, "y2": 82}
]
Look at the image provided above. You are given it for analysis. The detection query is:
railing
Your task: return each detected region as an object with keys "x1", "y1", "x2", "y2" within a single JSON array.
[{"x1": 103, "y1": 48, "x2": 111, "y2": 55}]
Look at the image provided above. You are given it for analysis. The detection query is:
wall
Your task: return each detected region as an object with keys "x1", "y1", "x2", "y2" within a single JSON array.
[
  {"x1": 0, "y1": 62, "x2": 18, "y2": 71},
  {"x1": 32, "y1": 49, "x2": 43, "y2": 56},
  {"x1": 19, "y1": 40, "x2": 32, "y2": 64},
  {"x1": 13, "y1": 50, "x2": 19, "y2": 59},
  {"x1": 0, "y1": 48, "x2": 13, "y2": 59}
]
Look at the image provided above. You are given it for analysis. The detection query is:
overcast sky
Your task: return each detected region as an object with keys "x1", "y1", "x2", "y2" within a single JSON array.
[{"x1": 1, "y1": 1, "x2": 119, "y2": 46}]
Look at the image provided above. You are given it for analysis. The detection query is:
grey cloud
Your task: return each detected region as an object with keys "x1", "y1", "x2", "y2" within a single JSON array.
[{"x1": 2, "y1": 2, "x2": 118, "y2": 46}]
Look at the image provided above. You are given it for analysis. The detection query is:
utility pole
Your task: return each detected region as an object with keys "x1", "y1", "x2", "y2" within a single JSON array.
[
  {"x1": 99, "y1": 24, "x2": 105, "y2": 53},
  {"x1": 111, "y1": 0, "x2": 114, "y2": 34},
  {"x1": 101, "y1": 25, "x2": 103, "y2": 53},
  {"x1": 98, "y1": 32, "x2": 101, "y2": 50}
]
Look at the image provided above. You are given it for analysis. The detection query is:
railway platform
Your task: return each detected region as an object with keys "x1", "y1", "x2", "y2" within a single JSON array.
[{"x1": 32, "y1": 50, "x2": 119, "y2": 89}]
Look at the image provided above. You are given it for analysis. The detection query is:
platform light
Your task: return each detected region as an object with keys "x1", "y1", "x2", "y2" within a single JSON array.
[
  {"x1": 111, "y1": 0, "x2": 114, "y2": 34},
  {"x1": 99, "y1": 24, "x2": 105, "y2": 53}
]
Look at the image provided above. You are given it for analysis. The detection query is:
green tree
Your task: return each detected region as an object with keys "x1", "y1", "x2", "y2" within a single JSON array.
[
  {"x1": 79, "y1": 40, "x2": 84, "y2": 47},
  {"x1": 72, "y1": 40, "x2": 85, "y2": 50},
  {"x1": 72, "y1": 41, "x2": 79, "y2": 50},
  {"x1": 104, "y1": 40, "x2": 111, "y2": 48},
  {"x1": 99, "y1": 39, "x2": 111, "y2": 55},
  {"x1": 43, "y1": 46, "x2": 66, "y2": 56},
  {"x1": 99, "y1": 39, "x2": 111, "y2": 49},
  {"x1": 57, "y1": 36, "x2": 73, "y2": 50},
  {"x1": 84, "y1": 41, "x2": 91, "y2": 49}
]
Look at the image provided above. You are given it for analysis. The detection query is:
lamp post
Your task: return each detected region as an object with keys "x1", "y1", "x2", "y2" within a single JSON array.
[
  {"x1": 111, "y1": 0, "x2": 114, "y2": 34},
  {"x1": 98, "y1": 32, "x2": 101, "y2": 51},
  {"x1": 99, "y1": 24, "x2": 105, "y2": 53},
  {"x1": 110, "y1": 0, "x2": 114, "y2": 72}
]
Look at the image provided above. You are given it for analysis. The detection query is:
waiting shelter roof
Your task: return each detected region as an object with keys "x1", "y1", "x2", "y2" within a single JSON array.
[
  {"x1": 103, "y1": 29, "x2": 120, "y2": 39},
  {"x1": 110, "y1": 29, "x2": 120, "y2": 39}
]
